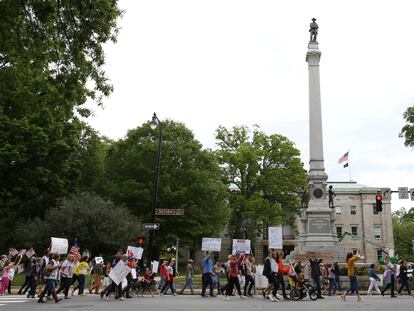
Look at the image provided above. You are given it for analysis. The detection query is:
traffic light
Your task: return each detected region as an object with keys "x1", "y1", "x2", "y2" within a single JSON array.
[
  {"x1": 137, "y1": 237, "x2": 145, "y2": 246},
  {"x1": 375, "y1": 194, "x2": 383, "y2": 212}
]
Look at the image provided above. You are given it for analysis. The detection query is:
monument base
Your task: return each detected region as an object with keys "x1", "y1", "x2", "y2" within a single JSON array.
[{"x1": 287, "y1": 245, "x2": 348, "y2": 263}]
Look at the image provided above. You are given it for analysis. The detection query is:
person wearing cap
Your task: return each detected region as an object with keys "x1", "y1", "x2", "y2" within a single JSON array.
[
  {"x1": 201, "y1": 251, "x2": 214, "y2": 297},
  {"x1": 179, "y1": 259, "x2": 195, "y2": 295}
]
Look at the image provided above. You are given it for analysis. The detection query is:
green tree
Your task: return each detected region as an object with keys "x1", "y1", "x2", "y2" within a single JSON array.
[
  {"x1": 0, "y1": 0, "x2": 121, "y2": 250},
  {"x1": 392, "y1": 208, "x2": 414, "y2": 261},
  {"x1": 400, "y1": 106, "x2": 414, "y2": 147},
  {"x1": 15, "y1": 192, "x2": 140, "y2": 256},
  {"x1": 103, "y1": 120, "x2": 229, "y2": 250},
  {"x1": 215, "y1": 125, "x2": 307, "y2": 242}
]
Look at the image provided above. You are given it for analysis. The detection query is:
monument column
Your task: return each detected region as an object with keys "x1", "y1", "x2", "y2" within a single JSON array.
[{"x1": 301, "y1": 18, "x2": 336, "y2": 246}]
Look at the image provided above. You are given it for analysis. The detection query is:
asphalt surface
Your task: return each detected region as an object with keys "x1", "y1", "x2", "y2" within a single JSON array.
[{"x1": 2, "y1": 294, "x2": 414, "y2": 311}]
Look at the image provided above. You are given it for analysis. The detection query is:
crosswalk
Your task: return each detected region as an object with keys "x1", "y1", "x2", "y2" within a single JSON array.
[{"x1": 0, "y1": 295, "x2": 32, "y2": 308}]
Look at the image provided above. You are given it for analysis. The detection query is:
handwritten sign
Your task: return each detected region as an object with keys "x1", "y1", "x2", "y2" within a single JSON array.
[
  {"x1": 268, "y1": 226, "x2": 283, "y2": 249},
  {"x1": 127, "y1": 246, "x2": 144, "y2": 259},
  {"x1": 50, "y1": 237, "x2": 68, "y2": 254},
  {"x1": 109, "y1": 261, "x2": 131, "y2": 285},
  {"x1": 232, "y1": 239, "x2": 251, "y2": 254},
  {"x1": 201, "y1": 238, "x2": 222, "y2": 252}
]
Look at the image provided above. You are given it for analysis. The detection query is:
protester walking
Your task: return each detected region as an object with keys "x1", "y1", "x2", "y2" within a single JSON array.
[
  {"x1": 89, "y1": 259, "x2": 104, "y2": 294},
  {"x1": 243, "y1": 254, "x2": 255, "y2": 297},
  {"x1": 38, "y1": 254, "x2": 62, "y2": 303},
  {"x1": 200, "y1": 252, "x2": 214, "y2": 297},
  {"x1": 381, "y1": 261, "x2": 397, "y2": 298},
  {"x1": 179, "y1": 259, "x2": 195, "y2": 295},
  {"x1": 56, "y1": 254, "x2": 76, "y2": 299},
  {"x1": 71, "y1": 256, "x2": 90, "y2": 296},
  {"x1": 223, "y1": 254, "x2": 246, "y2": 301},
  {"x1": 341, "y1": 252, "x2": 362, "y2": 302},
  {"x1": 397, "y1": 260, "x2": 411, "y2": 296},
  {"x1": 367, "y1": 263, "x2": 381, "y2": 295},
  {"x1": 309, "y1": 257, "x2": 323, "y2": 299}
]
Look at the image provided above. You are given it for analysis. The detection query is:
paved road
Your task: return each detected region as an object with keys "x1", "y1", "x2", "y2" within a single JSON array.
[{"x1": 2, "y1": 294, "x2": 414, "y2": 311}]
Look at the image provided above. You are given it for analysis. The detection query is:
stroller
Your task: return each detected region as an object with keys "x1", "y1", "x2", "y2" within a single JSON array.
[{"x1": 288, "y1": 274, "x2": 318, "y2": 301}]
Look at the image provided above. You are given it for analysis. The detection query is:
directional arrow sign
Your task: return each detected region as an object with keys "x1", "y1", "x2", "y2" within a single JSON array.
[{"x1": 143, "y1": 223, "x2": 160, "y2": 230}]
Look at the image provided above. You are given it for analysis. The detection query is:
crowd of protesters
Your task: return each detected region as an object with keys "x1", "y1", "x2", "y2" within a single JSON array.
[{"x1": 0, "y1": 247, "x2": 413, "y2": 304}]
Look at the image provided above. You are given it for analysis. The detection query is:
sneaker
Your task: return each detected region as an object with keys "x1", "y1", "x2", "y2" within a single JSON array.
[
  {"x1": 120, "y1": 297, "x2": 125, "y2": 301},
  {"x1": 64, "y1": 296, "x2": 71, "y2": 299},
  {"x1": 267, "y1": 294, "x2": 275, "y2": 302},
  {"x1": 240, "y1": 295, "x2": 247, "y2": 299},
  {"x1": 55, "y1": 298, "x2": 63, "y2": 303},
  {"x1": 223, "y1": 296, "x2": 231, "y2": 301},
  {"x1": 105, "y1": 296, "x2": 110, "y2": 301},
  {"x1": 357, "y1": 297, "x2": 363, "y2": 302},
  {"x1": 274, "y1": 295, "x2": 281, "y2": 302}
]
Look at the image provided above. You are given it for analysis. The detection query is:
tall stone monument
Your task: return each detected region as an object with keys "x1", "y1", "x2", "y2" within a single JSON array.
[{"x1": 289, "y1": 19, "x2": 345, "y2": 261}]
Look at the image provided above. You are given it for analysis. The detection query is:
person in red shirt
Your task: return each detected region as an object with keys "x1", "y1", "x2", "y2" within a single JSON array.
[
  {"x1": 224, "y1": 253, "x2": 247, "y2": 301},
  {"x1": 275, "y1": 252, "x2": 289, "y2": 300}
]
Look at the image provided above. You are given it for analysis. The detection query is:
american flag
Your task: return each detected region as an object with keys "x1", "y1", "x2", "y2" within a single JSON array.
[
  {"x1": 338, "y1": 151, "x2": 349, "y2": 164},
  {"x1": 9, "y1": 248, "x2": 18, "y2": 257},
  {"x1": 25, "y1": 248, "x2": 36, "y2": 258},
  {"x1": 70, "y1": 242, "x2": 80, "y2": 256},
  {"x1": 18, "y1": 249, "x2": 27, "y2": 256}
]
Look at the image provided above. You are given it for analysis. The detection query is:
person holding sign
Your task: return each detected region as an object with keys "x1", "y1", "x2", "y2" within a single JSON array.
[
  {"x1": 201, "y1": 252, "x2": 214, "y2": 297},
  {"x1": 223, "y1": 253, "x2": 247, "y2": 301}
]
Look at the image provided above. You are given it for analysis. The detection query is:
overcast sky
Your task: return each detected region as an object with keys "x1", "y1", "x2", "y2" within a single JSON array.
[{"x1": 87, "y1": 0, "x2": 414, "y2": 211}]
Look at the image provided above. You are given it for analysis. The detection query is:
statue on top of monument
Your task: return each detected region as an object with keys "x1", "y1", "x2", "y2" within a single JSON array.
[{"x1": 309, "y1": 18, "x2": 318, "y2": 42}]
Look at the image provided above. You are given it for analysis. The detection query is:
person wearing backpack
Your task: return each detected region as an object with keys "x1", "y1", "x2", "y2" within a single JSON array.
[{"x1": 38, "y1": 253, "x2": 62, "y2": 303}]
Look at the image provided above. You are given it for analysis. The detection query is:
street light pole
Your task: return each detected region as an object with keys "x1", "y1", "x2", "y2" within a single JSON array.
[{"x1": 148, "y1": 113, "x2": 163, "y2": 263}]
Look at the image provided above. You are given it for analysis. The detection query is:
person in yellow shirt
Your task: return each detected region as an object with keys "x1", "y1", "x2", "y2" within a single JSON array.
[
  {"x1": 341, "y1": 252, "x2": 362, "y2": 302},
  {"x1": 71, "y1": 256, "x2": 90, "y2": 296}
]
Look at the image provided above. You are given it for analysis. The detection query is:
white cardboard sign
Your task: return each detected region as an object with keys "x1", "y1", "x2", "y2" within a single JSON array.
[
  {"x1": 268, "y1": 226, "x2": 283, "y2": 249},
  {"x1": 232, "y1": 239, "x2": 251, "y2": 254},
  {"x1": 109, "y1": 261, "x2": 131, "y2": 285},
  {"x1": 151, "y1": 260, "x2": 159, "y2": 274},
  {"x1": 50, "y1": 237, "x2": 68, "y2": 254},
  {"x1": 201, "y1": 238, "x2": 222, "y2": 252},
  {"x1": 95, "y1": 257, "x2": 104, "y2": 264},
  {"x1": 127, "y1": 246, "x2": 144, "y2": 259}
]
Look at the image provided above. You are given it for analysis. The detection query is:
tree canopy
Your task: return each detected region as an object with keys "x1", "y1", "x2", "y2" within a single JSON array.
[
  {"x1": 392, "y1": 207, "x2": 414, "y2": 261},
  {"x1": 15, "y1": 192, "x2": 141, "y2": 255},
  {"x1": 400, "y1": 106, "x2": 414, "y2": 147},
  {"x1": 215, "y1": 125, "x2": 307, "y2": 242},
  {"x1": 0, "y1": 0, "x2": 122, "y2": 250},
  {"x1": 103, "y1": 120, "x2": 230, "y2": 250}
]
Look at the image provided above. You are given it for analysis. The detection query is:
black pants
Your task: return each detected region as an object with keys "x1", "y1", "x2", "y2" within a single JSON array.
[
  {"x1": 382, "y1": 275, "x2": 395, "y2": 296},
  {"x1": 226, "y1": 276, "x2": 242, "y2": 296},
  {"x1": 201, "y1": 273, "x2": 213, "y2": 296},
  {"x1": 122, "y1": 274, "x2": 132, "y2": 297},
  {"x1": 56, "y1": 277, "x2": 72, "y2": 297},
  {"x1": 276, "y1": 275, "x2": 288, "y2": 298},
  {"x1": 18, "y1": 275, "x2": 31, "y2": 294},
  {"x1": 271, "y1": 273, "x2": 280, "y2": 297},
  {"x1": 73, "y1": 274, "x2": 86, "y2": 295},
  {"x1": 398, "y1": 278, "x2": 411, "y2": 295},
  {"x1": 28, "y1": 276, "x2": 38, "y2": 297},
  {"x1": 244, "y1": 275, "x2": 255, "y2": 296}
]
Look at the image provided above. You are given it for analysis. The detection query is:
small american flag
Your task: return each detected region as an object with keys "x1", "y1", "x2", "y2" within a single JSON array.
[
  {"x1": 18, "y1": 249, "x2": 27, "y2": 256},
  {"x1": 25, "y1": 248, "x2": 36, "y2": 258},
  {"x1": 9, "y1": 248, "x2": 18, "y2": 257},
  {"x1": 70, "y1": 242, "x2": 80, "y2": 255},
  {"x1": 338, "y1": 151, "x2": 349, "y2": 164}
]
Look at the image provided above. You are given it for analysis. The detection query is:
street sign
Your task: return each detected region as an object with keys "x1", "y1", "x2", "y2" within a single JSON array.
[
  {"x1": 155, "y1": 209, "x2": 184, "y2": 216},
  {"x1": 143, "y1": 223, "x2": 160, "y2": 230},
  {"x1": 398, "y1": 187, "x2": 409, "y2": 199},
  {"x1": 410, "y1": 188, "x2": 414, "y2": 201}
]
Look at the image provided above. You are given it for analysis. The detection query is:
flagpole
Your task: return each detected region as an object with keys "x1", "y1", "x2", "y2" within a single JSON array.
[{"x1": 348, "y1": 150, "x2": 351, "y2": 181}]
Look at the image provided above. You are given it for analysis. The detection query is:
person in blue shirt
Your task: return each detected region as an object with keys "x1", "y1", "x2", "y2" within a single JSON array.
[{"x1": 201, "y1": 252, "x2": 214, "y2": 297}]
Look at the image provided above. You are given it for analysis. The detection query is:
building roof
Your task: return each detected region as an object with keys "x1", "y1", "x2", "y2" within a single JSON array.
[{"x1": 327, "y1": 181, "x2": 367, "y2": 189}]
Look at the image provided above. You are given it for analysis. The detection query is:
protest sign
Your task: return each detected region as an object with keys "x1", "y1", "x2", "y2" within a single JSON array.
[
  {"x1": 131, "y1": 269, "x2": 137, "y2": 279},
  {"x1": 268, "y1": 226, "x2": 283, "y2": 249},
  {"x1": 232, "y1": 239, "x2": 251, "y2": 254},
  {"x1": 151, "y1": 260, "x2": 159, "y2": 274},
  {"x1": 127, "y1": 246, "x2": 144, "y2": 259},
  {"x1": 18, "y1": 249, "x2": 27, "y2": 256},
  {"x1": 109, "y1": 261, "x2": 131, "y2": 285},
  {"x1": 95, "y1": 257, "x2": 104, "y2": 264},
  {"x1": 50, "y1": 237, "x2": 68, "y2": 254},
  {"x1": 17, "y1": 264, "x2": 25, "y2": 274},
  {"x1": 201, "y1": 238, "x2": 222, "y2": 252}
]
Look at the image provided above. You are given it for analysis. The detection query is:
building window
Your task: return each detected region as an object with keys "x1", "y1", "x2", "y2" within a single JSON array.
[
  {"x1": 373, "y1": 203, "x2": 378, "y2": 214},
  {"x1": 350, "y1": 206, "x2": 356, "y2": 215},
  {"x1": 352, "y1": 249, "x2": 358, "y2": 255},
  {"x1": 374, "y1": 226, "x2": 381, "y2": 240},
  {"x1": 335, "y1": 206, "x2": 342, "y2": 215},
  {"x1": 336, "y1": 226, "x2": 343, "y2": 238},
  {"x1": 376, "y1": 249, "x2": 383, "y2": 261},
  {"x1": 351, "y1": 226, "x2": 358, "y2": 236}
]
